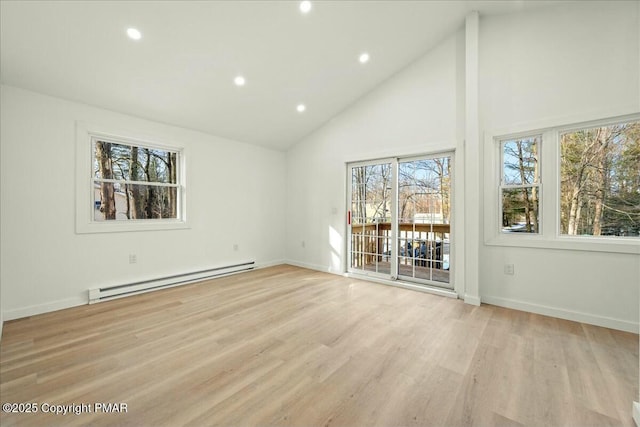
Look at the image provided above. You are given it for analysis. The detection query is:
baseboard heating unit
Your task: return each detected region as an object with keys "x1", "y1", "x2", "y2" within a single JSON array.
[{"x1": 88, "y1": 260, "x2": 255, "y2": 304}]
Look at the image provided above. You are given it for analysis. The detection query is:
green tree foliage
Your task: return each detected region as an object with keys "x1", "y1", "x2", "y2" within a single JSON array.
[{"x1": 560, "y1": 121, "x2": 640, "y2": 236}]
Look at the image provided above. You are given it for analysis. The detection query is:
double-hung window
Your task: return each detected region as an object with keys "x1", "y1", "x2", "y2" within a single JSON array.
[
  {"x1": 499, "y1": 136, "x2": 541, "y2": 234},
  {"x1": 487, "y1": 114, "x2": 639, "y2": 252},
  {"x1": 93, "y1": 138, "x2": 180, "y2": 221},
  {"x1": 76, "y1": 123, "x2": 187, "y2": 233}
]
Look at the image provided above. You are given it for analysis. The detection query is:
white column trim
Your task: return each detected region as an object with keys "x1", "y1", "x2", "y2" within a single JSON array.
[{"x1": 463, "y1": 11, "x2": 481, "y2": 306}]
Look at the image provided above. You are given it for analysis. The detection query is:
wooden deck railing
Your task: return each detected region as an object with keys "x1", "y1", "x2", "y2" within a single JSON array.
[{"x1": 350, "y1": 222, "x2": 450, "y2": 268}]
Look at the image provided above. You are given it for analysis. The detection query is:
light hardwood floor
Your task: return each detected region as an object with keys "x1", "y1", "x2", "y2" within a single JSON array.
[{"x1": 0, "y1": 265, "x2": 637, "y2": 426}]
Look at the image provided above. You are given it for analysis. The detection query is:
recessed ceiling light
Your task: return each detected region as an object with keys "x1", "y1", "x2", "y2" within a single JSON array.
[
  {"x1": 300, "y1": 1, "x2": 312, "y2": 14},
  {"x1": 296, "y1": 104, "x2": 306, "y2": 113},
  {"x1": 359, "y1": 52, "x2": 370, "y2": 64},
  {"x1": 234, "y1": 76, "x2": 246, "y2": 86},
  {"x1": 126, "y1": 28, "x2": 142, "y2": 40}
]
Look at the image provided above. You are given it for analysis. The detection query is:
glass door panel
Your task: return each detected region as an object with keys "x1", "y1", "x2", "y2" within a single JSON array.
[
  {"x1": 397, "y1": 156, "x2": 452, "y2": 288},
  {"x1": 349, "y1": 162, "x2": 392, "y2": 277}
]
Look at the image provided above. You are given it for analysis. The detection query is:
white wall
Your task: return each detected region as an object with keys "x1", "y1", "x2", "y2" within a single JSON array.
[
  {"x1": 285, "y1": 2, "x2": 639, "y2": 332},
  {"x1": 479, "y1": 1, "x2": 640, "y2": 332},
  {"x1": 0, "y1": 85, "x2": 286, "y2": 319},
  {"x1": 480, "y1": 2, "x2": 639, "y2": 132},
  {"x1": 285, "y1": 30, "x2": 464, "y2": 277},
  {"x1": 1, "y1": 2, "x2": 637, "y2": 335}
]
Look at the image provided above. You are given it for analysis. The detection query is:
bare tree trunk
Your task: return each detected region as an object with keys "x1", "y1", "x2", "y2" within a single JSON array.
[
  {"x1": 380, "y1": 165, "x2": 390, "y2": 222},
  {"x1": 144, "y1": 148, "x2": 156, "y2": 218},
  {"x1": 574, "y1": 201, "x2": 583, "y2": 234},
  {"x1": 568, "y1": 185, "x2": 581, "y2": 235},
  {"x1": 130, "y1": 147, "x2": 144, "y2": 218},
  {"x1": 434, "y1": 159, "x2": 448, "y2": 224},
  {"x1": 400, "y1": 196, "x2": 408, "y2": 222},
  {"x1": 592, "y1": 127, "x2": 611, "y2": 236},
  {"x1": 95, "y1": 141, "x2": 116, "y2": 219},
  {"x1": 168, "y1": 152, "x2": 177, "y2": 218},
  {"x1": 356, "y1": 168, "x2": 366, "y2": 223},
  {"x1": 563, "y1": 129, "x2": 605, "y2": 235},
  {"x1": 445, "y1": 158, "x2": 451, "y2": 223},
  {"x1": 567, "y1": 157, "x2": 588, "y2": 235},
  {"x1": 592, "y1": 189, "x2": 603, "y2": 236},
  {"x1": 516, "y1": 141, "x2": 532, "y2": 232},
  {"x1": 531, "y1": 142, "x2": 539, "y2": 230},
  {"x1": 125, "y1": 184, "x2": 131, "y2": 219}
]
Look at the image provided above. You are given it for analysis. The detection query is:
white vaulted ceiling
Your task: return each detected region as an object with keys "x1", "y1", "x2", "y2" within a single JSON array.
[{"x1": 1, "y1": 1, "x2": 570, "y2": 150}]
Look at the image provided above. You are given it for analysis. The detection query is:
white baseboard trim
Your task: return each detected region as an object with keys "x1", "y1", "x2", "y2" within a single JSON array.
[
  {"x1": 3, "y1": 296, "x2": 87, "y2": 321},
  {"x1": 633, "y1": 401, "x2": 640, "y2": 426},
  {"x1": 464, "y1": 294, "x2": 481, "y2": 306},
  {"x1": 3, "y1": 263, "x2": 281, "y2": 321},
  {"x1": 284, "y1": 260, "x2": 343, "y2": 276},
  {"x1": 482, "y1": 295, "x2": 639, "y2": 333},
  {"x1": 255, "y1": 259, "x2": 286, "y2": 269}
]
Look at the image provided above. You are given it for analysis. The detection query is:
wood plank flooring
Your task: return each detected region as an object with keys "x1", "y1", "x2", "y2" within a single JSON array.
[{"x1": 0, "y1": 264, "x2": 637, "y2": 426}]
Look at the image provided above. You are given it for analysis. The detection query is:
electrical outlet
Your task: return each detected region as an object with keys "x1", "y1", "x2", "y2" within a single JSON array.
[
  {"x1": 504, "y1": 264, "x2": 514, "y2": 275},
  {"x1": 129, "y1": 254, "x2": 137, "y2": 264},
  {"x1": 233, "y1": 244, "x2": 239, "y2": 251},
  {"x1": 301, "y1": 240, "x2": 306, "y2": 248}
]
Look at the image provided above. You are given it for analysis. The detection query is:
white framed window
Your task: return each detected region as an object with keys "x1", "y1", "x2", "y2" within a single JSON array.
[
  {"x1": 559, "y1": 119, "x2": 639, "y2": 238},
  {"x1": 500, "y1": 136, "x2": 541, "y2": 234},
  {"x1": 76, "y1": 122, "x2": 188, "y2": 233},
  {"x1": 484, "y1": 113, "x2": 640, "y2": 254}
]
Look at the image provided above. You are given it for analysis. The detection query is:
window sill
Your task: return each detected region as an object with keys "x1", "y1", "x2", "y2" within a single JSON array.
[
  {"x1": 485, "y1": 234, "x2": 640, "y2": 255},
  {"x1": 76, "y1": 219, "x2": 190, "y2": 234}
]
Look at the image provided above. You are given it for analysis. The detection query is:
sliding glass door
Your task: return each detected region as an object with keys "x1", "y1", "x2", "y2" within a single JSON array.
[
  {"x1": 397, "y1": 156, "x2": 451, "y2": 287},
  {"x1": 348, "y1": 161, "x2": 393, "y2": 277},
  {"x1": 348, "y1": 154, "x2": 453, "y2": 289}
]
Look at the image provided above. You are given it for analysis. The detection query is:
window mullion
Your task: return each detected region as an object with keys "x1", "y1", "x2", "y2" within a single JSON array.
[{"x1": 94, "y1": 178, "x2": 179, "y2": 188}]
